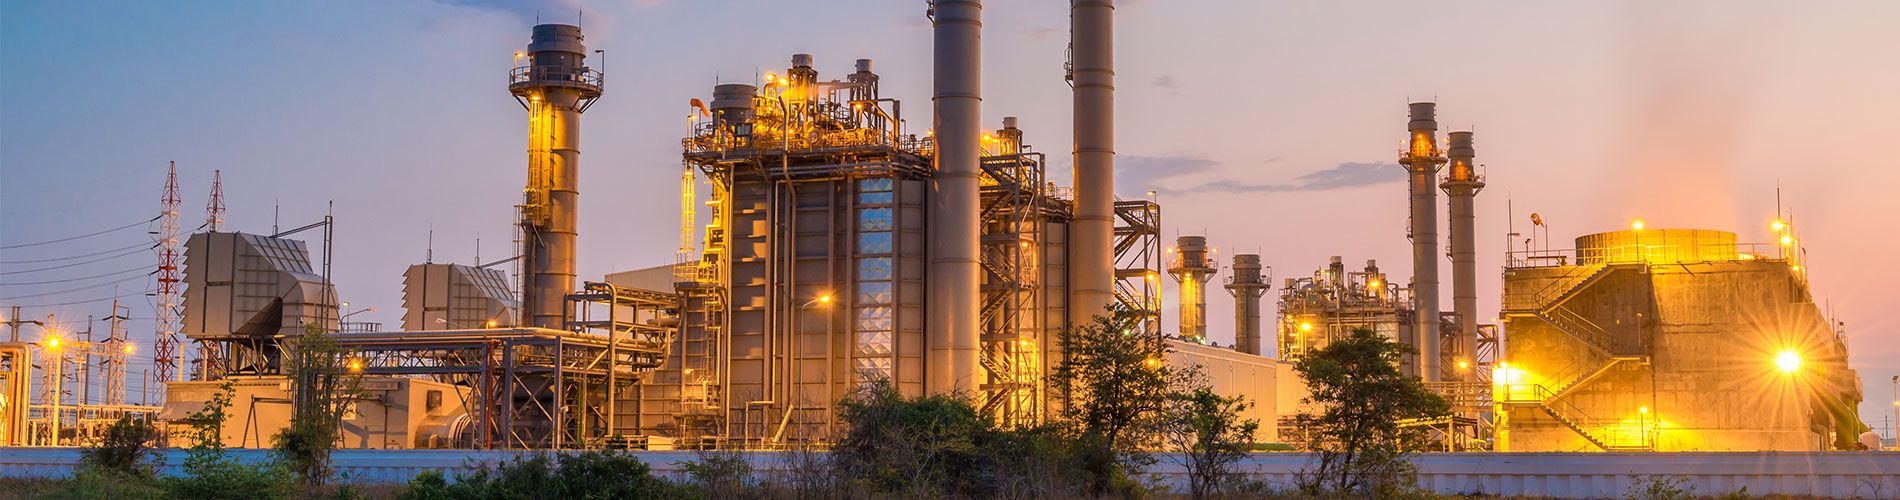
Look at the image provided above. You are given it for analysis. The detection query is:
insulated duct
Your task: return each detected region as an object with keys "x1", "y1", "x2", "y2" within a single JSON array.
[
  {"x1": 927, "y1": 0, "x2": 982, "y2": 395},
  {"x1": 1069, "y1": 0, "x2": 1116, "y2": 329}
]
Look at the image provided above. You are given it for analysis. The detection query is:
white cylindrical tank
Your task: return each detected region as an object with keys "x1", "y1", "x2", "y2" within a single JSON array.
[
  {"x1": 1069, "y1": 0, "x2": 1117, "y2": 332},
  {"x1": 927, "y1": 0, "x2": 983, "y2": 395}
]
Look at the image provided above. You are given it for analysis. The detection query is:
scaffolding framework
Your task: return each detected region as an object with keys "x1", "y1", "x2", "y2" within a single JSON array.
[
  {"x1": 1113, "y1": 200, "x2": 1162, "y2": 335},
  {"x1": 975, "y1": 122, "x2": 1066, "y2": 427}
]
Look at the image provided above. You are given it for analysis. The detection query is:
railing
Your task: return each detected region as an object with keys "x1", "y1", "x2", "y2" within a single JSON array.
[
  {"x1": 509, "y1": 66, "x2": 604, "y2": 89},
  {"x1": 1507, "y1": 242, "x2": 1783, "y2": 270}
]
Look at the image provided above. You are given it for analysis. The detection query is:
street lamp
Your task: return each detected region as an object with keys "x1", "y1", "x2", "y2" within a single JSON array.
[{"x1": 1775, "y1": 350, "x2": 1800, "y2": 374}]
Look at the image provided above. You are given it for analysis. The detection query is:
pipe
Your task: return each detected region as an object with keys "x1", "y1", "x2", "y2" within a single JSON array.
[
  {"x1": 1441, "y1": 130, "x2": 1484, "y2": 381},
  {"x1": 1069, "y1": 0, "x2": 1116, "y2": 331},
  {"x1": 1224, "y1": 254, "x2": 1269, "y2": 356},
  {"x1": 1402, "y1": 102, "x2": 1444, "y2": 381},
  {"x1": 511, "y1": 24, "x2": 601, "y2": 329},
  {"x1": 927, "y1": 0, "x2": 982, "y2": 395}
]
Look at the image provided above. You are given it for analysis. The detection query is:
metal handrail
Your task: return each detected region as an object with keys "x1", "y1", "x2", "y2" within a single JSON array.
[{"x1": 509, "y1": 66, "x2": 604, "y2": 89}]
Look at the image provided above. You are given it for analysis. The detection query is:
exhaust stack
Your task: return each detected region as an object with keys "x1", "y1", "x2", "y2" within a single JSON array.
[
  {"x1": 1400, "y1": 102, "x2": 1445, "y2": 381},
  {"x1": 1167, "y1": 236, "x2": 1216, "y2": 342},
  {"x1": 1069, "y1": 0, "x2": 1116, "y2": 329},
  {"x1": 927, "y1": 0, "x2": 982, "y2": 394},
  {"x1": 1225, "y1": 254, "x2": 1269, "y2": 356},
  {"x1": 1441, "y1": 130, "x2": 1484, "y2": 380},
  {"x1": 510, "y1": 24, "x2": 602, "y2": 329}
]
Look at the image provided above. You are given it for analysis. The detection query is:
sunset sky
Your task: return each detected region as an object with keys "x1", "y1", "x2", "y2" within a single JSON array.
[{"x1": 4, "y1": 0, "x2": 1897, "y2": 423}]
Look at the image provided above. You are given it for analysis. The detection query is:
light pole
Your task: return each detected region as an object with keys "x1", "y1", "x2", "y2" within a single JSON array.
[
  {"x1": 1890, "y1": 375, "x2": 1896, "y2": 448},
  {"x1": 41, "y1": 333, "x2": 64, "y2": 447}
]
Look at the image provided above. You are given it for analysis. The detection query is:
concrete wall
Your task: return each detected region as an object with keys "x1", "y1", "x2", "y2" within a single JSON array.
[{"x1": 4, "y1": 448, "x2": 1894, "y2": 498}]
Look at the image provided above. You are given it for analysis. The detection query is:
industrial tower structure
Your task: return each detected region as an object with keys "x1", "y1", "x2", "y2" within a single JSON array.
[
  {"x1": 1441, "y1": 131, "x2": 1484, "y2": 381},
  {"x1": 1168, "y1": 235, "x2": 1216, "y2": 342},
  {"x1": 1069, "y1": 0, "x2": 1117, "y2": 335},
  {"x1": 510, "y1": 24, "x2": 602, "y2": 329},
  {"x1": 152, "y1": 162, "x2": 183, "y2": 384},
  {"x1": 1400, "y1": 102, "x2": 1445, "y2": 381},
  {"x1": 1224, "y1": 254, "x2": 1269, "y2": 356}
]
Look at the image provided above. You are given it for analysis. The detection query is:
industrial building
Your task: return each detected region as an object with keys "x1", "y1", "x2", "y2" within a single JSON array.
[
  {"x1": 1495, "y1": 228, "x2": 1865, "y2": 451},
  {"x1": 0, "y1": 0, "x2": 1873, "y2": 457}
]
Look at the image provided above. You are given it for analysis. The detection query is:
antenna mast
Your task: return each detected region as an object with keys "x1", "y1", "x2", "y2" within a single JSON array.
[{"x1": 206, "y1": 169, "x2": 225, "y2": 231}]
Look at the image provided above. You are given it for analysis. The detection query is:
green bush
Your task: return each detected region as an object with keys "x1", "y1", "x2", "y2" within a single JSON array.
[
  {"x1": 400, "y1": 451, "x2": 682, "y2": 500},
  {"x1": 78, "y1": 415, "x2": 159, "y2": 477},
  {"x1": 679, "y1": 449, "x2": 752, "y2": 498},
  {"x1": 164, "y1": 456, "x2": 299, "y2": 500},
  {"x1": 31, "y1": 467, "x2": 166, "y2": 500}
]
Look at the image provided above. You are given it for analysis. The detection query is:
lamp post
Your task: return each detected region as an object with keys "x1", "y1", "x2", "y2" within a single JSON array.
[{"x1": 41, "y1": 334, "x2": 64, "y2": 447}]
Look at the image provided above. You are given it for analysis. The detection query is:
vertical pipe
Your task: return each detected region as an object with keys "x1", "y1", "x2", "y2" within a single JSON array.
[
  {"x1": 928, "y1": 0, "x2": 982, "y2": 395},
  {"x1": 1442, "y1": 130, "x2": 1484, "y2": 381},
  {"x1": 1402, "y1": 102, "x2": 1444, "y2": 381},
  {"x1": 513, "y1": 24, "x2": 600, "y2": 329},
  {"x1": 1069, "y1": 0, "x2": 1115, "y2": 330},
  {"x1": 1225, "y1": 254, "x2": 1269, "y2": 356}
]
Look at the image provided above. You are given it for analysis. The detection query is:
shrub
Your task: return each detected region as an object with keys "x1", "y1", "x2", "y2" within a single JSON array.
[
  {"x1": 32, "y1": 467, "x2": 166, "y2": 500},
  {"x1": 78, "y1": 414, "x2": 159, "y2": 477},
  {"x1": 679, "y1": 448, "x2": 752, "y2": 497},
  {"x1": 166, "y1": 380, "x2": 297, "y2": 499},
  {"x1": 404, "y1": 451, "x2": 682, "y2": 499},
  {"x1": 832, "y1": 380, "x2": 993, "y2": 497}
]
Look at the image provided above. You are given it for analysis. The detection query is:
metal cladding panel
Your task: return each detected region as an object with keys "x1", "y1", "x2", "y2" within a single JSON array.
[{"x1": 183, "y1": 232, "x2": 334, "y2": 339}]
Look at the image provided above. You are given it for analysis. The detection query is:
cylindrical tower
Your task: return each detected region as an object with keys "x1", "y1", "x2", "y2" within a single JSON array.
[
  {"x1": 509, "y1": 24, "x2": 602, "y2": 329},
  {"x1": 1224, "y1": 254, "x2": 1269, "y2": 356},
  {"x1": 1167, "y1": 236, "x2": 1216, "y2": 343},
  {"x1": 928, "y1": 0, "x2": 982, "y2": 395},
  {"x1": 1440, "y1": 130, "x2": 1484, "y2": 381},
  {"x1": 1400, "y1": 102, "x2": 1445, "y2": 381},
  {"x1": 1069, "y1": 0, "x2": 1116, "y2": 331}
]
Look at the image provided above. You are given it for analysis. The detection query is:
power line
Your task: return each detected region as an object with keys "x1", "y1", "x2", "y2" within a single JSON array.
[
  {"x1": 8, "y1": 290, "x2": 149, "y2": 308},
  {"x1": 0, "y1": 241, "x2": 158, "y2": 264},
  {"x1": 0, "y1": 273, "x2": 152, "y2": 300},
  {"x1": 0, "y1": 245, "x2": 154, "y2": 275},
  {"x1": 0, "y1": 215, "x2": 158, "y2": 250},
  {"x1": 0, "y1": 265, "x2": 152, "y2": 286}
]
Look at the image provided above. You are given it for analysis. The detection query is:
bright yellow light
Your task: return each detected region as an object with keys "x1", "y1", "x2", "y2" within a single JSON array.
[
  {"x1": 1791, "y1": 265, "x2": 1802, "y2": 272},
  {"x1": 818, "y1": 294, "x2": 832, "y2": 304},
  {"x1": 1631, "y1": 219, "x2": 1645, "y2": 231},
  {"x1": 513, "y1": 51, "x2": 525, "y2": 59},
  {"x1": 1019, "y1": 340, "x2": 1034, "y2": 348},
  {"x1": 764, "y1": 73, "x2": 777, "y2": 82},
  {"x1": 485, "y1": 320, "x2": 499, "y2": 329},
  {"x1": 46, "y1": 337, "x2": 60, "y2": 349},
  {"x1": 123, "y1": 344, "x2": 136, "y2": 354},
  {"x1": 1775, "y1": 350, "x2": 1800, "y2": 373},
  {"x1": 1299, "y1": 322, "x2": 1312, "y2": 332},
  {"x1": 1639, "y1": 406, "x2": 1649, "y2": 414},
  {"x1": 1771, "y1": 220, "x2": 1785, "y2": 231},
  {"x1": 1368, "y1": 280, "x2": 1382, "y2": 288},
  {"x1": 348, "y1": 359, "x2": 364, "y2": 373},
  {"x1": 1143, "y1": 357, "x2": 1161, "y2": 368},
  {"x1": 1456, "y1": 360, "x2": 1470, "y2": 369},
  {"x1": 1780, "y1": 235, "x2": 1793, "y2": 246}
]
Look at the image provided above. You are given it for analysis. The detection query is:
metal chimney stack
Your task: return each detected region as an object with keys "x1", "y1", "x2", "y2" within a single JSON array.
[
  {"x1": 510, "y1": 24, "x2": 602, "y2": 329},
  {"x1": 1400, "y1": 102, "x2": 1445, "y2": 381},
  {"x1": 1225, "y1": 254, "x2": 1269, "y2": 356},
  {"x1": 927, "y1": 0, "x2": 982, "y2": 395},
  {"x1": 1069, "y1": 0, "x2": 1116, "y2": 330},
  {"x1": 1167, "y1": 236, "x2": 1216, "y2": 343},
  {"x1": 1441, "y1": 130, "x2": 1484, "y2": 380}
]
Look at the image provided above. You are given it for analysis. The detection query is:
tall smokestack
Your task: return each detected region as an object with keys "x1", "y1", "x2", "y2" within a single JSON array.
[
  {"x1": 510, "y1": 24, "x2": 601, "y2": 329},
  {"x1": 1168, "y1": 236, "x2": 1216, "y2": 342},
  {"x1": 1069, "y1": 0, "x2": 1115, "y2": 329},
  {"x1": 1441, "y1": 130, "x2": 1484, "y2": 380},
  {"x1": 1401, "y1": 102, "x2": 1445, "y2": 381},
  {"x1": 927, "y1": 0, "x2": 982, "y2": 395},
  {"x1": 1225, "y1": 254, "x2": 1269, "y2": 356}
]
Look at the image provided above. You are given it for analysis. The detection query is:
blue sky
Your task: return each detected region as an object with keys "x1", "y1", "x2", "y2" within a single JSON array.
[{"x1": 4, "y1": 0, "x2": 1898, "y2": 423}]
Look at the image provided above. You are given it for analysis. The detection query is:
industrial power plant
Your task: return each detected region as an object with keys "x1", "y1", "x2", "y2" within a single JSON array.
[{"x1": 0, "y1": 0, "x2": 1873, "y2": 461}]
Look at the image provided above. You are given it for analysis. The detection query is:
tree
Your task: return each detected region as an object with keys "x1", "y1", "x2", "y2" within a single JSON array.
[
  {"x1": 1293, "y1": 327, "x2": 1450, "y2": 497},
  {"x1": 1049, "y1": 304, "x2": 1196, "y2": 496},
  {"x1": 273, "y1": 324, "x2": 364, "y2": 487},
  {"x1": 1162, "y1": 386, "x2": 1259, "y2": 499}
]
